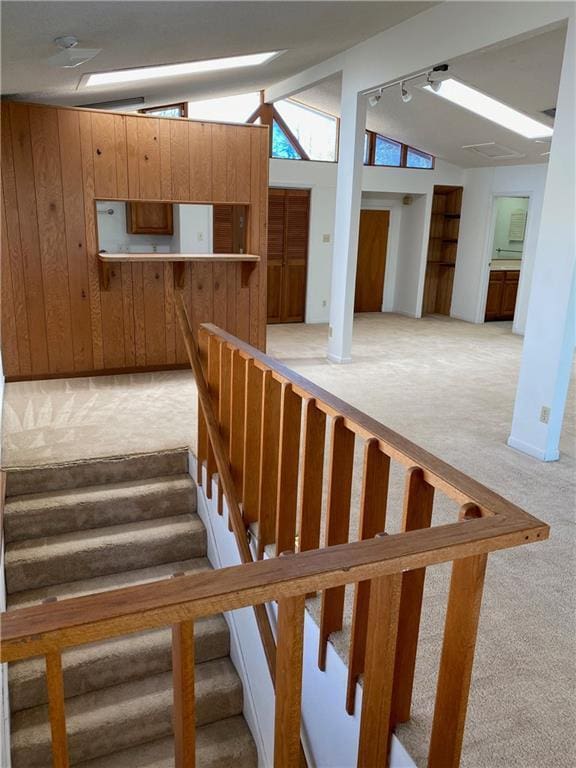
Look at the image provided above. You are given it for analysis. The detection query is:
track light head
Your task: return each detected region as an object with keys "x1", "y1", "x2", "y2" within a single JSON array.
[
  {"x1": 426, "y1": 73, "x2": 442, "y2": 93},
  {"x1": 401, "y1": 82, "x2": 412, "y2": 103},
  {"x1": 368, "y1": 90, "x2": 382, "y2": 108}
]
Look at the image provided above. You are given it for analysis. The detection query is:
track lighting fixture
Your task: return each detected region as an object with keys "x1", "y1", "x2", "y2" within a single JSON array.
[
  {"x1": 426, "y1": 73, "x2": 442, "y2": 93},
  {"x1": 365, "y1": 63, "x2": 449, "y2": 107},
  {"x1": 401, "y1": 82, "x2": 412, "y2": 103},
  {"x1": 368, "y1": 89, "x2": 382, "y2": 108},
  {"x1": 369, "y1": 91, "x2": 381, "y2": 108}
]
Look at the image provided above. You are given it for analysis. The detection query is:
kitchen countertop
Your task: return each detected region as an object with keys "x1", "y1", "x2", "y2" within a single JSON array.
[{"x1": 490, "y1": 259, "x2": 522, "y2": 271}]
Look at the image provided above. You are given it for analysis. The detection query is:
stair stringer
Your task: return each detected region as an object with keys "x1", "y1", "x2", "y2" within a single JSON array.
[{"x1": 189, "y1": 451, "x2": 416, "y2": 768}]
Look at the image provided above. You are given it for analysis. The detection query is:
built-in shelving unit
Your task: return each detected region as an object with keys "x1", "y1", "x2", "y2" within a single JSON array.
[
  {"x1": 98, "y1": 252, "x2": 259, "y2": 290},
  {"x1": 423, "y1": 185, "x2": 463, "y2": 315}
]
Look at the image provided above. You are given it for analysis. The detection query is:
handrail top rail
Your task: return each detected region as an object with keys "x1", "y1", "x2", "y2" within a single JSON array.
[
  {"x1": 1, "y1": 513, "x2": 547, "y2": 663},
  {"x1": 200, "y1": 322, "x2": 542, "y2": 527}
]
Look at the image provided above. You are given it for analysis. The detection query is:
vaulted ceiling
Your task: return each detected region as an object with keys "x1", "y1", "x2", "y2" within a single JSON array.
[
  {"x1": 1, "y1": 1, "x2": 435, "y2": 106},
  {"x1": 294, "y1": 25, "x2": 566, "y2": 168}
]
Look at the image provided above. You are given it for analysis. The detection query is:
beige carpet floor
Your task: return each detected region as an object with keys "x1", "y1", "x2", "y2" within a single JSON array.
[{"x1": 2, "y1": 313, "x2": 575, "y2": 768}]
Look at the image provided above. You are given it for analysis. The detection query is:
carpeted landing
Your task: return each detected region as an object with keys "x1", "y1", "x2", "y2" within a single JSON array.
[{"x1": 3, "y1": 449, "x2": 257, "y2": 768}]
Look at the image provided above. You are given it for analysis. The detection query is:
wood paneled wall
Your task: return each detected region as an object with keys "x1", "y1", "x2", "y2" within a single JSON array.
[{"x1": 0, "y1": 102, "x2": 269, "y2": 380}]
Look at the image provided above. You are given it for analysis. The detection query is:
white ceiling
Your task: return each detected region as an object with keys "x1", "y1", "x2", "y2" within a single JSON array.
[
  {"x1": 294, "y1": 25, "x2": 566, "y2": 168},
  {"x1": 1, "y1": 1, "x2": 435, "y2": 106}
]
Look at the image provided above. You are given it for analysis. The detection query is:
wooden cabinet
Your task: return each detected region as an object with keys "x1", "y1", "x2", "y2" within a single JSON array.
[
  {"x1": 485, "y1": 270, "x2": 519, "y2": 321},
  {"x1": 126, "y1": 202, "x2": 173, "y2": 235}
]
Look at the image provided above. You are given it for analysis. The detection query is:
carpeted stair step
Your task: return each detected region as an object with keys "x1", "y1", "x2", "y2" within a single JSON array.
[
  {"x1": 5, "y1": 514, "x2": 205, "y2": 594},
  {"x1": 10, "y1": 658, "x2": 244, "y2": 768},
  {"x1": 5, "y1": 449, "x2": 189, "y2": 497},
  {"x1": 4, "y1": 475, "x2": 196, "y2": 543},
  {"x1": 9, "y1": 614, "x2": 229, "y2": 712},
  {"x1": 8, "y1": 555, "x2": 212, "y2": 611},
  {"x1": 76, "y1": 716, "x2": 258, "y2": 768}
]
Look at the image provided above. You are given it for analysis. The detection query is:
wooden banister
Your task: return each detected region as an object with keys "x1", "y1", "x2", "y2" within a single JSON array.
[
  {"x1": 0, "y1": 318, "x2": 549, "y2": 768},
  {"x1": 175, "y1": 297, "x2": 277, "y2": 683}
]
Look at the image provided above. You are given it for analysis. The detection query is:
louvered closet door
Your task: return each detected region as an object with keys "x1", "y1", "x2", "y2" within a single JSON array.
[
  {"x1": 213, "y1": 205, "x2": 246, "y2": 253},
  {"x1": 267, "y1": 188, "x2": 310, "y2": 323}
]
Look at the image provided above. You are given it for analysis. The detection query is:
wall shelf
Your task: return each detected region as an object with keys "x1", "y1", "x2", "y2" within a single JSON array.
[{"x1": 98, "y1": 252, "x2": 259, "y2": 290}]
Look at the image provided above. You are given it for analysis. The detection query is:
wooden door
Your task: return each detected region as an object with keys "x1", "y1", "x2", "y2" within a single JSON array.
[
  {"x1": 354, "y1": 210, "x2": 390, "y2": 312},
  {"x1": 267, "y1": 188, "x2": 310, "y2": 323}
]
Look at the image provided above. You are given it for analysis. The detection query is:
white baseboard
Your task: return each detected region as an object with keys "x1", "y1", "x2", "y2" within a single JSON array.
[{"x1": 189, "y1": 452, "x2": 415, "y2": 768}]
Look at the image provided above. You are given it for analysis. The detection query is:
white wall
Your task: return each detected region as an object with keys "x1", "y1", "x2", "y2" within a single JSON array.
[
  {"x1": 394, "y1": 194, "x2": 431, "y2": 317},
  {"x1": 269, "y1": 158, "x2": 464, "y2": 323},
  {"x1": 97, "y1": 202, "x2": 213, "y2": 255},
  {"x1": 452, "y1": 164, "x2": 548, "y2": 334}
]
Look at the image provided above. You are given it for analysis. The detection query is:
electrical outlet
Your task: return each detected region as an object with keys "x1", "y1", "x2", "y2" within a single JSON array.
[
  {"x1": 540, "y1": 406, "x2": 551, "y2": 424},
  {"x1": 197, "y1": 232, "x2": 204, "y2": 242},
  {"x1": 322, "y1": 233, "x2": 331, "y2": 243},
  {"x1": 329, "y1": 325, "x2": 333, "y2": 338},
  {"x1": 322, "y1": 300, "x2": 327, "y2": 307}
]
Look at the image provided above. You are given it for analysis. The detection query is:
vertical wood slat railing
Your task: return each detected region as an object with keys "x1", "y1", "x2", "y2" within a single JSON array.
[
  {"x1": 0, "y1": 306, "x2": 548, "y2": 768},
  {"x1": 190, "y1": 312, "x2": 549, "y2": 768}
]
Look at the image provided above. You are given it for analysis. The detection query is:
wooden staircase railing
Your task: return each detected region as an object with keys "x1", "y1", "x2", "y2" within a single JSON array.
[
  {"x1": 0, "y1": 304, "x2": 549, "y2": 768},
  {"x1": 189, "y1": 311, "x2": 549, "y2": 766}
]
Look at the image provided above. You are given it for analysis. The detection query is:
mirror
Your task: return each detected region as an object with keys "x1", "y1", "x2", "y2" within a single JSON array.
[{"x1": 96, "y1": 200, "x2": 247, "y2": 255}]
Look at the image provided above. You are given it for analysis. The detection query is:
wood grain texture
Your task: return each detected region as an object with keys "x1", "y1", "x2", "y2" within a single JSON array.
[
  {"x1": 318, "y1": 416, "x2": 355, "y2": 669},
  {"x1": 258, "y1": 370, "x2": 282, "y2": 558},
  {"x1": 172, "y1": 620, "x2": 195, "y2": 768},
  {"x1": 357, "y1": 573, "x2": 402, "y2": 768},
  {"x1": 1, "y1": 108, "x2": 32, "y2": 376},
  {"x1": 57, "y1": 109, "x2": 93, "y2": 372},
  {"x1": 428, "y1": 553, "x2": 488, "y2": 768},
  {"x1": 298, "y1": 399, "x2": 326, "y2": 553},
  {"x1": 275, "y1": 383, "x2": 302, "y2": 555},
  {"x1": 274, "y1": 594, "x2": 306, "y2": 768},
  {"x1": 29, "y1": 105, "x2": 74, "y2": 374},
  {"x1": 347, "y1": 439, "x2": 390, "y2": 714},
  {"x1": 45, "y1": 651, "x2": 70, "y2": 768},
  {"x1": 391, "y1": 466, "x2": 435, "y2": 726},
  {"x1": 229, "y1": 349, "x2": 247, "y2": 501},
  {"x1": 243, "y1": 359, "x2": 264, "y2": 524},
  {"x1": 1, "y1": 103, "x2": 268, "y2": 379}
]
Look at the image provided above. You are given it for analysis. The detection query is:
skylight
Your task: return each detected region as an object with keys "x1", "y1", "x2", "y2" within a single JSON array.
[
  {"x1": 423, "y1": 78, "x2": 553, "y2": 139},
  {"x1": 83, "y1": 51, "x2": 280, "y2": 88}
]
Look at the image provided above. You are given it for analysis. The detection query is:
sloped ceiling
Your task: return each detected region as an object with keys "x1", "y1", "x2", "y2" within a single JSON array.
[
  {"x1": 294, "y1": 25, "x2": 566, "y2": 168},
  {"x1": 1, "y1": 1, "x2": 435, "y2": 106}
]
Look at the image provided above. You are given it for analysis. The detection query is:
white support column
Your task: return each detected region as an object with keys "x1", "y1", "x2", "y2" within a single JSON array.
[
  {"x1": 327, "y1": 71, "x2": 366, "y2": 363},
  {"x1": 508, "y1": 13, "x2": 575, "y2": 461}
]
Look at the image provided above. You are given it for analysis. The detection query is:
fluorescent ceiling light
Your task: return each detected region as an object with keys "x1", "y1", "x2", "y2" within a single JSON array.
[
  {"x1": 83, "y1": 51, "x2": 280, "y2": 88},
  {"x1": 423, "y1": 78, "x2": 553, "y2": 139}
]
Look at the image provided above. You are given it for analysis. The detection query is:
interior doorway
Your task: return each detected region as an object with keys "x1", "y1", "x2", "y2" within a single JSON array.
[
  {"x1": 354, "y1": 209, "x2": 390, "y2": 312},
  {"x1": 267, "y1": 187, "x2": 310, "y2": 323},
  {"x1": 484, "y1": 196, "x2": 528, "y2": 322}
]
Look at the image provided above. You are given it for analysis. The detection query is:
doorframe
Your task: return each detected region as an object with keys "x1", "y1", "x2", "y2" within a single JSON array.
[
  {"x1": 358, "y1": 199, "x2": 400, "y2": 313},
  {"x1": 478, "y1": 192, "x2": 533, "y2": 329}
]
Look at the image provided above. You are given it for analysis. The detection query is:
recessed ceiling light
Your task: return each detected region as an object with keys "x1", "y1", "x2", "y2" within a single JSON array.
[
  {"x1": 81, "y1": 51, "x2": 281, "y2": 88},
  {"x1": 423, "y1": 78, "x2": 553, "y2": 139}
]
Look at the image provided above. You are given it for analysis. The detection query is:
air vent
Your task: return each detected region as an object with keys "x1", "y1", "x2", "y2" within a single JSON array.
[
  {"x1": 541, "y1": 107, "x2": 556, "y2": 119},
  {"x1": 462, "y1": 142, "x2": 525, "y2": 160}
]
